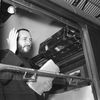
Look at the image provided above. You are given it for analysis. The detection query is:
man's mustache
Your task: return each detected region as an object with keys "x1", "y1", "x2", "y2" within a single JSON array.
[{"x1": 24, "y1": 45, "x2": 31, "y2": 48}]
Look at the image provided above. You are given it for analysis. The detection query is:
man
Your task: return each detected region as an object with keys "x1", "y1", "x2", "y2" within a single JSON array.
[{"x1": 0, "y1": 28, "x2": 60, "y2": 100}]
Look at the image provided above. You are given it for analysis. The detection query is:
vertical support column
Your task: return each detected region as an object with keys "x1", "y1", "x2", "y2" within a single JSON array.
[{"x1": 82, "y1": 24, "x2": 100, "y2": 100}]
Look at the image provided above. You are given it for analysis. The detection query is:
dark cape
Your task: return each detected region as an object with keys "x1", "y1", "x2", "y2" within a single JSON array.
[{"x1": 0, "y1": 49, "x2": 44, "y2": 100}]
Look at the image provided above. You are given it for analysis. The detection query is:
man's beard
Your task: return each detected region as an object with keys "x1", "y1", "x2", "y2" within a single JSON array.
[{"x1": 16, "y1": 44, "x2": 32, "y2": 58}]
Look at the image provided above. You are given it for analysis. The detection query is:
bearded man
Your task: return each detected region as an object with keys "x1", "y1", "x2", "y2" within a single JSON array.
[{"x1": 0, "y1": 28, "x2": 59, "y2": 100}]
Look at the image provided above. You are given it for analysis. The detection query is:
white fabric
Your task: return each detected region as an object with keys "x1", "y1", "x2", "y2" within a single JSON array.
[
  {"x1": 27, "y1": 59, "x2": 60, "y2": 95},
  {"x1": 48, "y1": 85, "x2": 94, "y2": 100}
]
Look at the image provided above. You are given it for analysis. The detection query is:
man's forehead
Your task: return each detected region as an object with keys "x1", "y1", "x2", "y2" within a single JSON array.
[{"x1": 19, "y1": 30, "x2": 31, "y2": 38}]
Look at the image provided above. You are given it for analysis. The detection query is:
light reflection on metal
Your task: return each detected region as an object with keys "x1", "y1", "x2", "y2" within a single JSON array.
[{"x1": 7, "y1": 5, "x2": 16, "y2": 14}]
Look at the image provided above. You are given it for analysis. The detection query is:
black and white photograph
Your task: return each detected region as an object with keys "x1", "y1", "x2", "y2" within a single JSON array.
[{"x1": 0, "y1": 0, "x2": 100, "y2": 100}]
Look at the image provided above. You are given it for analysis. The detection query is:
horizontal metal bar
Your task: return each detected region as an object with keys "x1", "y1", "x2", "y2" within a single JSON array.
[{"x1": 0, "y1": 63, "x2": 91, "y2": 82}]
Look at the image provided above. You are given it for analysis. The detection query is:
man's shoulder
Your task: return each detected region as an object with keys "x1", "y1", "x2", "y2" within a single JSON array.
[
  {"x1": 0, "y1": 49, "x2": 10, "y2": 61},
  {"x1": 0, "y1": 49, "x2": 23, "y2": 66}
]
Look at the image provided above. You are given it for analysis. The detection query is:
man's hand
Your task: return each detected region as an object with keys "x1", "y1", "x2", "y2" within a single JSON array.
[
  {"x1": 7, "y1": 28, "x2": 18, "y2": 53},
  {"x1": 27, "y1": 75, "x2": 53, "y2": 95}
]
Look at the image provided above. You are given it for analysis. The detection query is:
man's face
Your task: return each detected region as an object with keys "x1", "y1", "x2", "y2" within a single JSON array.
[{"x1": 17, "y1": 30, "x2": 32, "y2": 53}]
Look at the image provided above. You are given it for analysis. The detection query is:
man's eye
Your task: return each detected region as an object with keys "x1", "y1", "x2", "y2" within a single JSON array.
[
  {"x1": 23, "y1": 38, "x2": 27, "y2": 40},
  {"x1": 29, "y1": 38, "x2": 32, "y2": 42},
  {"x1": 21, "y1": 37, "x2": 32, "y2": 42}
]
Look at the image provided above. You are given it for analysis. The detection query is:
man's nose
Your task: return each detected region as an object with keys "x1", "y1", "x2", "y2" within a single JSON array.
[{"x1": 26, "y1": 40, "x2": 32, "y2": 45}]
